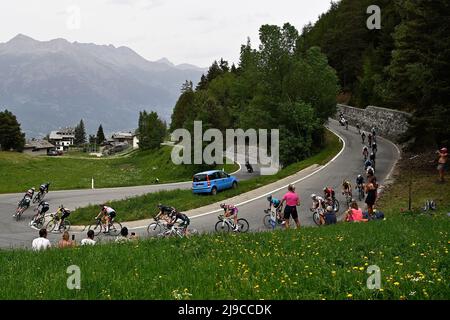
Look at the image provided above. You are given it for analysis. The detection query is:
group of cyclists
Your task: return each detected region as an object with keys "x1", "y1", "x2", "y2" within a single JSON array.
[
  {"x1": 14, "y1": 183, "x2": 50, "y2": 219},
  {"x1": 15, "y1": 118, "x2": 383, "y2": 237},
  {"x1": 307, "y1": 121, "x2": 380, "y2": 225}
]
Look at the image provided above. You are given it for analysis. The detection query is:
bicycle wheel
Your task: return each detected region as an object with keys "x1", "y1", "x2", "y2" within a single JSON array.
[
  {"x1": 32, "y1": 194, "x2": 40, "y2": 204},
  {"x1": 46, "y1": 219, "x2": 56, "y2": 232},
  {"x1": 88, "y1": 222, "x2": 103, "y2": 236},
  {"x1": 215, "y1": 221, "x2": 230, "y2": 233},
  {"x1": 237, "y1": 218, "x2": 249, "y2": 233},
  {"x1": 333, "y1": 199, "x2": 340, "y2": 212},
  {"x1": 109, "y1": 221, "x2": 122, "y2": 236},
  {"x1": 147, "y1": 222, "x2": 163, "y2": 237},
  {"x1": 35, "y1": 217, "x2": 45, "y2": 229},
  {"x1": 313, "y1": 212, "x2": 321, "y2": 226},
  {"x1": 61, "y1": 220, "x2": 71, "y2": 232},
  {"x1": 263, "y1": 214, "x2": 273, "y2": 229},
  {"x1": 359, "y1": 189, "x2": 365, "y2": 201}
]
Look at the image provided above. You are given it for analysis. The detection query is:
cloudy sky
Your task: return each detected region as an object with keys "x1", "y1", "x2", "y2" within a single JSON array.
[{"x1": 0, "y1": 0, "x2": 333, "y2": 67}]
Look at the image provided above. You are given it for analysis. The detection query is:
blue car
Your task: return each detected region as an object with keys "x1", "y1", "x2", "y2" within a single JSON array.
[{"x1": 192, "y1": 170, "x2": 238, "y2": 195}]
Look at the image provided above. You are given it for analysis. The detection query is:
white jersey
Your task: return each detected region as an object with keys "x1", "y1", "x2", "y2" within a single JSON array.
[
  {"x1": 104, "y1": 206, "x2": 115, "y2": 214},
  {"x1": 32, "y1": 237, "x2": 51, "y2": 251},
  {"x1": 81, "y1": 238, "x2": 96, "y2": 246}
]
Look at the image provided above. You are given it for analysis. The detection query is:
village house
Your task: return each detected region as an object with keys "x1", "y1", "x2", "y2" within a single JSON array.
[
  {"x1": 49, "y1": 128, "x2": 75, "y2": 152},
  {"x1": 23, "y1": 140, "x2": 55, "y2": 156}
]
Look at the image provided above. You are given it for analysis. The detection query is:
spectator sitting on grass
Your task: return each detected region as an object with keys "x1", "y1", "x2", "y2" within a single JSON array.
[
  {"x1": 345, "y1": 201, "x2": 368, "y2": 223},
  {"x1": 81, "y1": 230, "x2": 96, "y2": 246},
  {"x1": 32, "y1": 228, "x2": 52, "y2": 251},
  {"x1": 115, "y1": 227, "x2": 130, "y2": 243},
  {"x1": 324, "y1": 206, "x2": 337, "y2": 225},
  {"x1": 58, "y1": 231, "x2": 75, "y2": 248}
]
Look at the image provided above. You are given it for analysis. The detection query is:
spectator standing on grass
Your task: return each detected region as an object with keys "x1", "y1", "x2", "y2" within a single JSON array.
[
  {"x1": 437, "y1": 147, "x2": 448, "y2": 182},
  {"x1": 115, "y1": 227, "x2": 130, "y2": 243},
  {"x1": 58, "y1": 231, "x2": 75, "y2": 248},
  {"x1": 280, "y1": 184, "x2": 301, "y2": 229},
  {"x1": 365, "y1": 176, "x2": 378, "y2": 217},
  {"x1": 81, "y1": 230, "x2": 96, "y2": 246},
  {"x1": 32, "y1": 228, "x2": 51, "y2": 251}
]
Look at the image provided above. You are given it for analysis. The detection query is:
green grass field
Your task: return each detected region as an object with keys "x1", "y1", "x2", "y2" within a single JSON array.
[
  {"x1": 70, "y1": 131, "x2": 342, "y2": 225},
  {"x1": 0, "y1": 147, "x2": 237, "y2": 193},
  {"x1": 0, "y1": 206, "x2": 447, "y2": 299}
]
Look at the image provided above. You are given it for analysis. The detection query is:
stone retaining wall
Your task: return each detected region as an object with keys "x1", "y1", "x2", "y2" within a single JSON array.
[{"x1": 336, "y1": 104, "x2": 411, "y2": 142}]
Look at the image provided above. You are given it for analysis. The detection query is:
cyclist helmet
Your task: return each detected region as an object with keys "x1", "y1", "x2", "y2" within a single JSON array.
[
  {"x1": 220, "y1": 203, "x2": 226, "y2": 209},
  {"x1": 358, "y1": 174, "x2": 363, "y2": 179},
  {"x1": 441, "y1": 147, "x2": 448, "y2": 153},
  {"x1": 31, "y1": 187, "x2": 35, "y2": 191},
  {"x1": 311, "y1": 194, "x2": 317, "y2": 200},
  {"x1": 267, "y1": 195, "x2": 273, "y2": 202}
]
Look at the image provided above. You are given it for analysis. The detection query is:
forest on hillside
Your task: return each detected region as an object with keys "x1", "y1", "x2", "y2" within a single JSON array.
[
  {"x1": 171, "y1": 0, "x2": 449, "y2": 166},
  {"x1": 300, "y1": 0, "x2": 450, "y2": 147},
  {"x1": 171, "y1": 24, "x2": 339, "y2": 168}
]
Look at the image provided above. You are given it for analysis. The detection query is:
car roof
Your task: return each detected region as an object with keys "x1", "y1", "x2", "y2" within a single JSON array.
[{"x1": 194, "y1": 170, "x2": 225, "y2": 175}]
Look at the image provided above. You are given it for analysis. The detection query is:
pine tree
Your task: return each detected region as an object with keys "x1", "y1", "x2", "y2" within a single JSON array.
[
  {"x1": 0, "y1": 109, "x2": 25, "y2": 151},
  {"x1": 74, "y1": 119, "x2": 86, "y2": 146},
  {"x1": 96, "y1": 124, "x2": 106, "y2": 145}
]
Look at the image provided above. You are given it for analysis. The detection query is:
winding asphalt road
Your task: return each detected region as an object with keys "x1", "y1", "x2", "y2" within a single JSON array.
[{"x1": 0, "y1": 120, "x2": 399, "y2": 249}]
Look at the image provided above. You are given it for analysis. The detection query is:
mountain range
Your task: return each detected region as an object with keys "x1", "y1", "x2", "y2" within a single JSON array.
[{"x1": 0, "y1": 34, "x2": 206, "y2": 137}]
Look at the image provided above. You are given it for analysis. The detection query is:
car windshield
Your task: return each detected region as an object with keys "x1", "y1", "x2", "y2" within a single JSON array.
[{"x1": 193, "y1": 174, "x2": 208, "y2": 182}]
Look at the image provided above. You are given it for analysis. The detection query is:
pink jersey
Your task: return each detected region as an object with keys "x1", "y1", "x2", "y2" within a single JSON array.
[
  {"x1": 282, "y1": 191, "x2": 300, "y2": 206},
  {"x1": 349, "y1": 208, "x2": 363, "y2": 221}
]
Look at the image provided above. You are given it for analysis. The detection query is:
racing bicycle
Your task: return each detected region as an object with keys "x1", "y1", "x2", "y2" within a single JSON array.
[
  {"x1": 215, "y1": 214, "x2": 249, "y2": 233},
  {"x1": 88, "y1": 217, "x2": 122, "y2": 236}
]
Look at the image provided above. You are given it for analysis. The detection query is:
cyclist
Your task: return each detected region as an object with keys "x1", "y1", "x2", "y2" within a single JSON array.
[
  {"x1": 31, "y1": 201, "x2": 50, "y2": 226},
  {"x1": 311, "y1": 194, "x2": 326, "y2": 225},
  {"x1": 21, "y1": 187, "x2": 35, "y2": 204},
  {"x1": 167, "y1": 209, "x2": 191, "y2": 236},
  {"x1": 311, "y1": 194, "x2": 326, "y2": 210},
  {"x1": 323, "y1": 186, "x2": 335, "y2": 207},
  {"x1": 372, "y1": 141, "x2": 378, "y2": 154},
  {"x1": 14, "y1": 195, "x2": 32, "y2": 217},
  {"x1": 267, "y1": 195, "x2": 283, "y2": 223},
  {"x1": 155, "y1": 204, "x2": 175, "y2": 222},
  {"x1": 363, "y1": 146, "x2": 369, "y2": 161},
  {"x1": 361, "y1": 132, "x2": 366, "y2": 144},
  {"x1": 38, "y1": 182, "x2": 50, "y2": 195},
  {"x1": 96, "y1": 205, "x2": 117, "y2": 233},
  {"x1": 356, "y1": 123, "x2": 361, "y2": 134},
  {"x1": 368, "y1": 133, "x2": 373, "y2": 146},
  {"x1": 364, "y1": 159, "x2": 374, "y2": 171},
  {"x1": 220, "y1": 203, "x2": 239, "y2": 231},
  {"x1": 370, "y1": 152, "x2": 376, "y2": 169},
  {"x1": 342, "y1": 179, "x2": 352, "y2": 199},
  {"x1": 371, "y1": 127, "x2": 377, "y2": 142},
  {"x1": 54, "y1": 205, "x2": 71, "y2": 232},
  {"x1": 366, "y1": 166, "x2": 375, "y2": 177},
  {"x1": 356, "y1": 174, "x2": 365, "y2": 191}
]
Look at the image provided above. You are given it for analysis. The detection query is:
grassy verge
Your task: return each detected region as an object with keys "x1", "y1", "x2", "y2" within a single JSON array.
[
  {"x1": 71, "y1": 130, "x2": 342, "y2": 225},
  {"x1": 0, "y1": 147, "x2": 237, "y2": 193},
  {"x1": 0, "y1": 208, "x2": 447, "y2": 299},
  {"x1": 0, "y1": 150, "x2": 449, "y2": 300}
]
